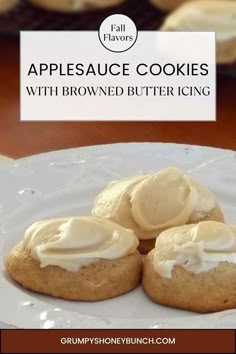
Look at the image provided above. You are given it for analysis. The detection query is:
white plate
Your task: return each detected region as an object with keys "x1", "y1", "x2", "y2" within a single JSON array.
[{"x1": 0, "y1": 142, "x2": 236, "y2": 329}]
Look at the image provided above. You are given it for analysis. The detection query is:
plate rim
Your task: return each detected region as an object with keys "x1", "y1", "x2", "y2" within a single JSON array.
[{"x1": 7, "y1": 141, "x2": 236, "y2": 165}]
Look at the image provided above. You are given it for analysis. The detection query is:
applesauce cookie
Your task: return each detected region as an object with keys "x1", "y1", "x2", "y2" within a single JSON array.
[
  {"x1": 27, "y1": 0, "x2": 124, "y2": 12},
  {"x1": 92, "y1": 167, "x2": 224, "y2": 254},
  {"x1": 0, "y1": 0, "x2": 19, "y2": 14},
  {"x1": 160, "y1": 1, "x2": 236, "y2": 64},
  {"x1": 142, "y1": 221, "x2": 236, "y2": 313},
  {"x1": 150, "y1": 0, "x2": 236, "y2": 12},
  {"x1": 7, "y1": 216, "x2": 142, "y2": 301}
]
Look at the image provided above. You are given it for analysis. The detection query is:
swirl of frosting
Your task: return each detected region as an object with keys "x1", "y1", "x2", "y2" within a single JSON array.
[
  {"x1": 92, "y1": 167, "x2": 216, "y2": 240},
  {"x1": 161, "y1": 1, "x2": 236, "y2": 42},
  {"x1": 153, "y1": 221, "x2": 236, "y2": 279},
  {"x1": 23, "y1": 216, "x2": 139, "y2": 272}
]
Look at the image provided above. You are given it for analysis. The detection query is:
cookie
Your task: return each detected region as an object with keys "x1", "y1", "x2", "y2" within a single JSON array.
[
  {"x1": 160, "y1": 1, "x2": 236, "y2": 64},
  {"x1": 150, "y1": 0, "x2": 190, "y2": 12},
  {"x1": 92, "y1": 167, "x2": 224, "y2": 254},
  {"x1": 138, "y1": 205, "x2": 224, "y2": 254},
  {"x1": 150, "y1": 0, "x2": 235, "y2": 12},
  {"x1": 7, "y1": 243, "x2": 142, "y2": 301},
  {"x1": 142, "y1": 221, "x2": 236, "y2": 313},
  {"x1": 27, "y1": 0, "x2": 124, "y2": 12},
  {"x1": 7, "y1": 216, "x2": 142, "y2": 301},
  {"x1": 0, "y1": 0, "x2": 19, "y2": 14}
]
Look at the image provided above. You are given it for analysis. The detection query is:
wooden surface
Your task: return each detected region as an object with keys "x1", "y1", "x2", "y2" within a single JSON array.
[{"x1": 0, "y1": 36, "x2": 235, "y2": 159}]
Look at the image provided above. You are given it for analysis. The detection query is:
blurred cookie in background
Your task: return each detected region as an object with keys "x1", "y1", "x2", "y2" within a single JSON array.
[
  {"x1": 150, "y1": 0, "x2": 189, "y2": 12},
  {"x1": 0, "y1": 0, "x2": 19, "y2": 14},
  {"x1": 27, "y1": 0, "x2": 125, "y2": 13},
  {"x1": 150, "y1": 0, "x2": 236, "y2": 12},
  {"x1": 160, "y1": 1, "x2": 236, "y2": 64}
]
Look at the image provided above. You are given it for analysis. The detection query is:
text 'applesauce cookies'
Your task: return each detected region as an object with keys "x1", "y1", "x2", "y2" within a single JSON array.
[
  {"x1": 92, "y1": 167, "x2": 224, "y2": 254},
  {"x1": 27, "y1": 0, "x2": 124, "y2": 13},
  {"x1": 142, "y1": 221, "x2": 236, "y2": 313},
  {"x1": 7, "y1": 216, "x2": 142, "y2": 301},
  {"x1": 160, "y1": 0, "x2": 236, "y2": 64}
]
